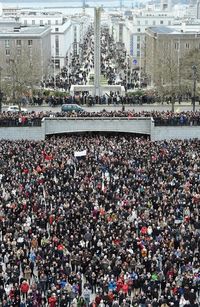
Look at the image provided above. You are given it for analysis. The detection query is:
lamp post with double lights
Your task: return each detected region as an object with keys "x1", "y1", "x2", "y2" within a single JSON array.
[
  {"x1": 0, "y1": 66, "x2": 3, "y2": 113},
  {"x1": 192, "y1": 65, "x2": 197, "y2": 112}
]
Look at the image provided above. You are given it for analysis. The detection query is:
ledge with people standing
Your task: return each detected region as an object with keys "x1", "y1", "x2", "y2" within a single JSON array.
[{"x1": 0, "y1": 110, "x2": 200, "y2": 128}]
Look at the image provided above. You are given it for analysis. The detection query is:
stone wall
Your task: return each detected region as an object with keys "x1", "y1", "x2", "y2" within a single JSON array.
[{"x1": 0, "y1": 118, "x2": 199, "y2": 141}]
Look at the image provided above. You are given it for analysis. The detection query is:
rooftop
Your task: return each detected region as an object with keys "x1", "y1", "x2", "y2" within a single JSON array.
[
  {"x1": 148, "y1": 25, "x2": 200, "y2": 35},
  {"x1": 20, "y1": 11, "x2": 63, "y2": 16},
  {"x1": 0, "y1": 21, "x2": 21, "y2": 27},
  {"x1": 149, "y1": 26, "x2": 175, "y2": 34},
  {"x1": 0, "y1": 25, "x2": 51, "y2": 36}
]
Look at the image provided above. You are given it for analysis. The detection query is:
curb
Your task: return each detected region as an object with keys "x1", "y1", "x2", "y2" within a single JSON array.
[{"x1": 2, "y1": 103, "x2": 198, "y2": 108}]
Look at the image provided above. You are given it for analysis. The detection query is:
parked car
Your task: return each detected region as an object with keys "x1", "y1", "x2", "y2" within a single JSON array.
[
  {"x1": 7, "y1": 105, "x2": 28, "y2": 113},
  {"x1": 61, "y1": 104, "x2": 84, "y2": 113}
]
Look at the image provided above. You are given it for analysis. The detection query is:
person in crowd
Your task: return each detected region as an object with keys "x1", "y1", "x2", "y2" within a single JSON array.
[{"x1": 0, "y1": 134, "x2": 199, "y2": 306}]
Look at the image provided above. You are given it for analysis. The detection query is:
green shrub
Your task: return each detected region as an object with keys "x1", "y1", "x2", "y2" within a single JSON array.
[
  {"x1": 43, "y1": 90, "x2": 51, "y2": 96},
  {"x1": 127, "y1": 90, "x2": 144, "y2": 97}
]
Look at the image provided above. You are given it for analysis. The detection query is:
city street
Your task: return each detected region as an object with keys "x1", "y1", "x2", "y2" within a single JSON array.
[{"x1": 2, "y1": 103, "x2": 200, "y2": 113}]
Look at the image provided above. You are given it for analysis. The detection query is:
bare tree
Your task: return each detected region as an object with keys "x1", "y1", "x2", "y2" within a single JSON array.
[
  {"x1": 1, "y1": 46, "x2": 42, "y2": 109},
  {"x1": 180, "y1": 48, "x2": 200, "y2": 95},
  {"x1": 151, "y1": 40, "x2": 179, "y2": 110},
  {"x1": 146, "y1": 39, "x2": 200, "y2": 107},
  {"x1": 145, "y1": 31, "x2": 200, "y2": 110}
]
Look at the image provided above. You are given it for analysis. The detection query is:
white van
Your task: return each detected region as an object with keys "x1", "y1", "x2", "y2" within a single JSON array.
[{"x1": 7, "y1": 105, "x2": 28, "y2": 112}]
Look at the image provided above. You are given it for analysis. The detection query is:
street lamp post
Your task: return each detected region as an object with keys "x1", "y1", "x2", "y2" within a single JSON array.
[
  {"x1": 0, "y1": 66, "x2": 3, "y2": 113},
  {"x1": 192, "y1": 65, "x2": 197, "y2": 112}
]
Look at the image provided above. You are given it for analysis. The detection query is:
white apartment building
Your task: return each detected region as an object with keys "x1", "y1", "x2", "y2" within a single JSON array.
[
  {"x1": 19, "y1": 11, "x2": 73, "y2": 68},
  {"x1": 125, "y1": 11, "x2": 174, "y2": 63},
  {"x1": 20, "y1": 12, "x2": 91, "y2": 68},
  {"x1": 1, "y1": 9, "x2": 91, "y2": 69},
  {"x1": 69, "y1": 15, "x2": 91, "y2": 59}
]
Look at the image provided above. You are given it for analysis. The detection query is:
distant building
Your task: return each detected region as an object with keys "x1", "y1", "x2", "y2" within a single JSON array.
[
  {"x1": 145, "y1": 25, "x2": 200, "y2": 85},
  {"x1": 18, "y1": 11, "x2": 72, "y2": 69},
  {"x1": 0, "y1": 23, "x2": 51, "y2": 80},
  {"x1": 197, "y1": 1, "x2": 200, "y2": 18},
  {"x1": 185, "y1": 0, "x2": 200, "y2": 18},
  {"x1": 110, "y1": 10, "x2": 174, "y2": 72},
  {"x1": 1, "y1": 6, "x2": 20, "y2": 17},
  {"x1": 69, "y1": 15, "x2": 91, "y2": 60},
  {"x1": 4, "y1": 10, "x2": 91, "y2": 69}
]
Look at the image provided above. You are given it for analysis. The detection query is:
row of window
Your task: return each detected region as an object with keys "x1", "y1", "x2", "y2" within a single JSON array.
[
  {"x1": 55, "y1": 35, "x2": 59, "y2": 56},
  {"x1": 134, "y1": 43, "x2": 190, "y2": 50},
  {"x1": 170, "y1": 42, "x2": 198, "y2": 50},
  {"x1": 145, "y1": 14, "x2": 168, "y2": 17},
  {"x1": 5, "y1": 49, "x2": 21, "y2": 56},
  {"x1": 24, "y1": 19, "x2": 59, "y2": 26},
  {"x1": 174, "y1": 42, "x2": 200, "y2": 49},
  {"x1": 137, "y1": 20, "x2": 171, "y2": 26},
  {"x1": 5, "y1": 39, "x2": 33, "y2": 48},
  {"x1": 132, "y1": 42, "x2": 200, "y2": 56},
  {"x1": 3, "y1": 57, "x2": 33, "y2": 65},
  {"x1": 5, "y1": 48, "x2": 33, "y2": 57}
]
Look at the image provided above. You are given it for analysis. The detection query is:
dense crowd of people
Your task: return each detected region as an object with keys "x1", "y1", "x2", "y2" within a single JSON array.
[
  {"x1": 42, "y1": 27, "x2": 96, "y2": 91},
  {"x1": 22, "y1": 93, "x2": 159, "y2": 108},
  {"x1": 0, "y1": 135, "x2": 199, "y2": 307},
  {"x1": 0, "y1": 110, "x2": 200, "y2": 127},
  {"x1": 0, "y1": 111, "x2": 42, "y2": 127},
  {"x1": 42, "y1": 27, "x2": 94, "y2": 91},
  {"x1": 41, "y1": 25, "x2": 141, "y2": 93},
  {"x1": 0, "y1": 19, "x2": 199, "y2": 306},
  {"x1": 16, "y1": 91, "x2": 200, "y2": 108}
]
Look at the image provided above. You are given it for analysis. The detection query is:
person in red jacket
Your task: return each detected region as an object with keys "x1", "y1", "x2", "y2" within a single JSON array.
[
  {"x1": 116, "y1": 278, "x2": 123, "y2": 292},
  {"x1": 20, "y1": 280, "x2": 29, "y2": 300},
  {"x1": 122, "y1": 283, "x2": 128, "y2": 297},
  {"x1": 48, "y1": 293, "x2": 57, "y2": 307}
]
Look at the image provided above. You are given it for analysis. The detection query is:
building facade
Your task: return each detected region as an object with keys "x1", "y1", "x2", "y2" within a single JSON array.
[
  {"x1": 109, "y1": 9, "x2": 175, "y2": 74},
  {"x1": 145, "y1": 26, "x2": 200, "y2": 86},
  {"x1": 17, "y1": 11, "x2": 91, "y2": 68},
  {"x1": 0, "y1": 23, "x2": 51, "y2": 81},
  {"x1": 18, "y1": 11, "x2": 72, "y2": 69},
  {"x1": 125, "y1": 11, "x2": 174, "y2": 63}
]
